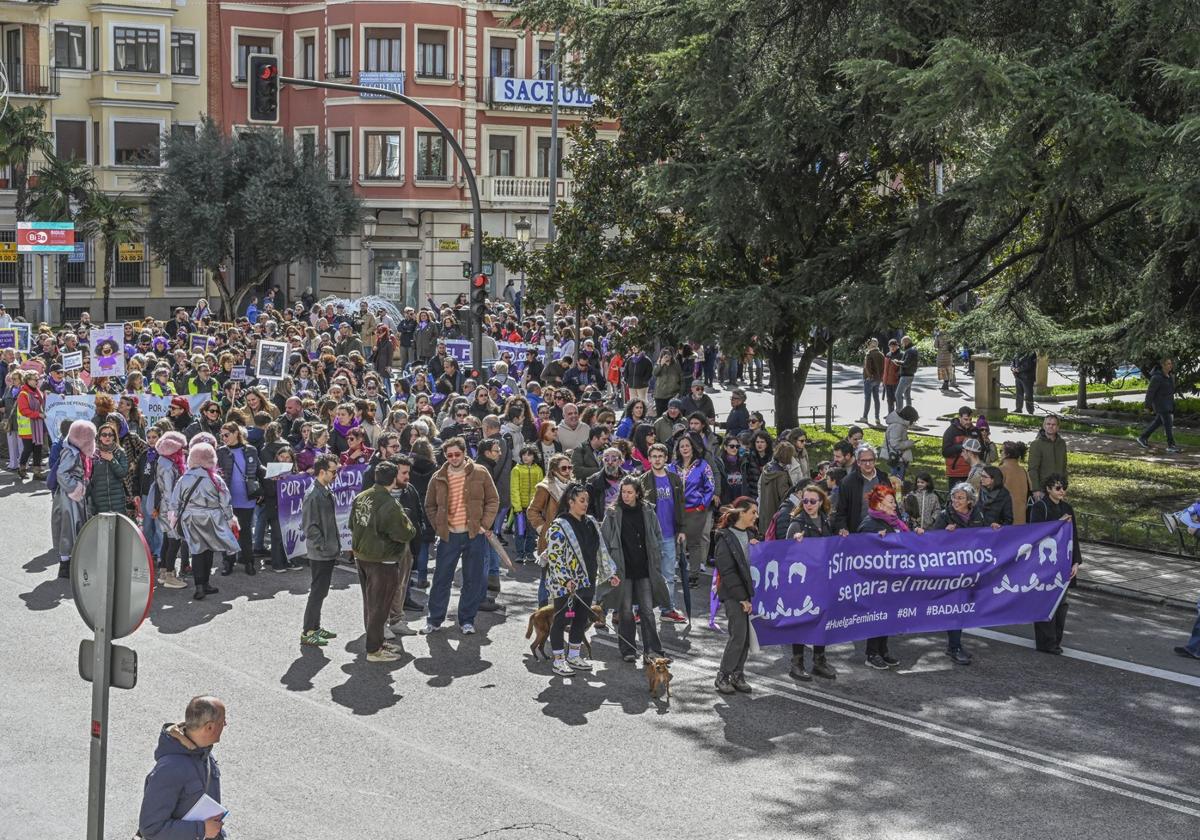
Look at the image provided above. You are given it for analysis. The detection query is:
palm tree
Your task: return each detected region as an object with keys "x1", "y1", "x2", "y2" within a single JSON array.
[
  {"x1": 78, "y1": 191, "x2": 139, "y2": 322},
  {"x1": 29, "y1": 156, "x2": 94, "y2": 324},
  {"x1": 0, "y1": 105, "x2": 53, "y2": 320}
]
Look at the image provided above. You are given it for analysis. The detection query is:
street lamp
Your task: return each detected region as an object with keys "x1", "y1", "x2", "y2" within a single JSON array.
[
  {"x1": 513, "y1": 215, "x2": 532, "y2": 320},
  {"x1": 362, "y1": 211, "x2": 378, "y2": 297}
]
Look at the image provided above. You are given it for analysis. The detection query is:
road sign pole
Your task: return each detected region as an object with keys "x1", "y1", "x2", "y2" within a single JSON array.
[{"x1": 86, "y1": 515, "x2": 115, "y2": 840}]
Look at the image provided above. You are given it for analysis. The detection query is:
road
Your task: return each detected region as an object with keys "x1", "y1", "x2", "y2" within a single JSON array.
[{"x1": 2, "y1": 474, "x2": 1199, "y2": 840}]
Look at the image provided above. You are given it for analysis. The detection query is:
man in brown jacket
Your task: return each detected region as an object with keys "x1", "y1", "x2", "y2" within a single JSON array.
[{"x1": 422, "y1": 436, "x2": 499, "y2": 635}]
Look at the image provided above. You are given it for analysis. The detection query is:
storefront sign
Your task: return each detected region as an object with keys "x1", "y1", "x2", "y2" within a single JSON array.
[{"x1": 490, "y1": 78, "x2": 595, "y2": 108}]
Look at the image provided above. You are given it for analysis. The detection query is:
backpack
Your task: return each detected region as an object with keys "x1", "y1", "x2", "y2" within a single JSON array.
[
  {"x1": 763, "y1": 498, "x2": 794, "y2": 540},
  {"x1": 45, "y1": 439, "x2": 63, "y2": 492}
]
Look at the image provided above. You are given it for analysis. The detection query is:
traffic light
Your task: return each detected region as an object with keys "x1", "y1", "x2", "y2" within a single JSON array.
[
  {"x1": 248, "y1": 55, "x2": 279, "y2": 125},
  {"x1": 471, "y1": 273, "x2": 488, "y2": 322}
]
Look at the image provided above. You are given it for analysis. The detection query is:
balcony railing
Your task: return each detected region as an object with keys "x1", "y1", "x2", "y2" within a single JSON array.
[
  {"x1": 483, "y1": 176, "x2": 575, "y2": 203},
  {"x1": 4, "y1": 64, "x2": 59, "y2": 97}
]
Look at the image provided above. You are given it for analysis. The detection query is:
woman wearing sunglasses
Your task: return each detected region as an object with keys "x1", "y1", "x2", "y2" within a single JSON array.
[
  {"x1": 784, "y1": 484, "x2": 838, "y2": 680},
  {"x1": 1028, "y1": 473, "x2": 1082, "y2": 654},
  {"x1": 526, "y1": 453, "x2": 576, "y2": 607}
]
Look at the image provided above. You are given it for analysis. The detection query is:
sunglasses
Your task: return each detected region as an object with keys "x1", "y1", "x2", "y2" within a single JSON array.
[
  {"x1": 1050, "y1": 485, "x2": 1065, "y2": 491},
  {"x1": 558, "y1": 466, "x2": 572, "y2": 472},
  {"x1": 725, "y1": 443, "x2": 739, "y2": 450},
  {"x1": 801, "y1": 498, "x2": 820, "y2": 505}
]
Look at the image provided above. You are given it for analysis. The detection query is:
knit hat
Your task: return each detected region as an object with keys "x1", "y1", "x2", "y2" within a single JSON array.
[
  {"x1": 668, "y1": 398, "x2": 684, "y2": 410},
  {"x1": 975, "y1": 415, "x2": 990, "y2": 430},
  {"x1": 188, "y1": 442, "x2": 217, "y2": 470},
  {"x1": 66, "y1": 420, "x2": 97, "y2": 458},
  {"x1": 191, "y1": 431, "x2": 218, "y2": 450},
  {"x1": 170, "y1": 396, "x2": 190, "y2": 413},
  {"x1": 155, "y1": 430, "x2": 187, "y2": 456}
]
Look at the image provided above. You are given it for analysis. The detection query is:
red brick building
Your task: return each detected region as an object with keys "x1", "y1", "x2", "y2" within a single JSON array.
[{"x1": 209, "y1": 1, "x2": 615, "y2": 308}]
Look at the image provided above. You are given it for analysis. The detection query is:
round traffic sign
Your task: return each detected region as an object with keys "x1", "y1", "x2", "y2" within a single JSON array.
[{"x1": 71, "y1": 513, "x2": 155, "y2": 639}]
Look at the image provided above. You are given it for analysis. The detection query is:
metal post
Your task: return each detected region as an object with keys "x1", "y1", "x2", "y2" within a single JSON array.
[
  {"x1": 824, "y1": 340, "x2": 834, "y2": 433},
  {"x1": 40, "y1": 253, "x2": 49, "y2": 325},
  {"x1": 278, "y1": 75, "x2": 485, "y2": 370},
  {"x1": 86, "y1": 515, "x2": 116, "y2": 840},
  {"x1": 543, "y1": 30, "x2": 562, "y2": 356}
]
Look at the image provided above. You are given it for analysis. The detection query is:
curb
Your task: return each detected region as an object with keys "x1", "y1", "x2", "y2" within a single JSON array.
[{"x1": 1074, "y1": 578, "x2": 1195, "y2": 613}]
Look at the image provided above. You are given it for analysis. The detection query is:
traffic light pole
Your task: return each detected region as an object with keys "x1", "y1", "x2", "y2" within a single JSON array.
[{"x1": 278, "y1": 76, "x2": 485, "y2": 373}]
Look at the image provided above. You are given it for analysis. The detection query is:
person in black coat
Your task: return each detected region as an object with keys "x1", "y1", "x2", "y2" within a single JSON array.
[
  {"x1": 833, "y1": 444, "x2": 890, "y2": 535},
  {"x1": 783, "y1": 484, "x2": 838, "y2": 680},
  {"x1": 856, "y1": 483, "x2": 920, "y2": 669},
  {"x1": 931, "y1": 482, "x2": 987, "y2": 664},
  {"x1": 1028, "y1": 473, "x2": 1082, "y2": 654},
  {"x1": 712, "y1": 497, "x2": 759, "y2": 695},
  {"x1": 977, "y1": 465, "x2": 1014, "y2": 527},
  {"x1": 1137, "y1": 358, "x2": 1179, "y2": 452}
]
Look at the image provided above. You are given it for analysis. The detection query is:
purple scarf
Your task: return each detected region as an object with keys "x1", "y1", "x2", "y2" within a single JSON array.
[
  {"x1": 867, "y1": 507, "x2": 910, "y2": 532},
  {"x1": 332, "y1": 416, "x2": 360, "y2": 437}
]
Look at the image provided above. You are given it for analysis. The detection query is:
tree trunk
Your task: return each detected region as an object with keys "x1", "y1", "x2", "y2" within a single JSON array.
[
  {"x1": 768, "y1": 333, "x2": 827, "y2": 431},
  {"x1": 102, "y1": 245, "x2": 113, "y2": 322},
  {"x1": 212, "y1": 267, "x2": 235, "y2": 321},
  {"x1": 1076, "y1": 367, "x2": 1088, "y2": 410}
]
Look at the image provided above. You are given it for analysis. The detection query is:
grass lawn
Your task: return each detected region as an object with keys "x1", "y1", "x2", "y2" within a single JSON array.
[
  {"x1": 795, "y1": 424, "x2": 1197, "y2": 554},
  {"x1": 1000, "y1": 379, "x2": 1147, "y2": 396},
  {"x1": 996, "y1": 411, "x2": 1200, "y2": 448}
]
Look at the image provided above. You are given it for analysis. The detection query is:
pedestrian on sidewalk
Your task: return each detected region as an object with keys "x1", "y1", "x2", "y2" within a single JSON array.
[
  {"x1": 859, "y1": 339, "x2": 885, "y2": 425},
  {"x1": 1028, "y1": 415, "x2": 1067, "y2": 499},
  {"x1": 712, "y1": 496, "x2": 759, "y2": 695},
  {"x1": 1028, "y1": 474, "x2": 1081, "y2": 654},
  {"x1": 137, "y1": 695, "x2": 226, "y2": 840},
  {"x1": 1011, "y1": 352, "x2": 1038, "y2": 413},
  {"x1": 351, "y1": 459, "x2": 416, "y2": 662},
  {"x1": 893, "y1": 336, "x2": 919, "y2": 410},
  {"x1": 1138, "y1": 358, "x2": 1181, "y2": 453},
  {"x1": 882, "y1": 338, "x2": 901, "y2": 415},
  {"x1": 300, "y1": 454, "x2": 342, "y2": 647},
  {"x1": 935, "y1": 329, "x2": 957, "y2": 392}
]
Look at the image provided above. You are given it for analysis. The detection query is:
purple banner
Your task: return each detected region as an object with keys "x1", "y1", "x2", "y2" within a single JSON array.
[
  {"x1": 748, "y1": 521, "x2": 1074, "y2": 646},
  {"x1": 275, "y1": 464, "x2": 367, "y2": 560}
]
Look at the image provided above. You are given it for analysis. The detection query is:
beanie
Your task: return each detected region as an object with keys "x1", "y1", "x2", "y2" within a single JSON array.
[{"x1": 67, "y1": 420, "x2": 97, "y2": 458}]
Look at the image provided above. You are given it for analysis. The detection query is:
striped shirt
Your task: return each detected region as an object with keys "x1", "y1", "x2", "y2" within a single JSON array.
[{"x1": 447, "y1": 465, "x2": 468, "y2": 532}]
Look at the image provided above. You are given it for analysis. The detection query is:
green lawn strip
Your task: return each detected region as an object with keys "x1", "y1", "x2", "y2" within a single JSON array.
[
  {"x1": 987, "y1": 412, "x2": 1200, "y2": 448},
  {"x1": 999, "y1": 379, "x2": 1147, "y2": 396}
]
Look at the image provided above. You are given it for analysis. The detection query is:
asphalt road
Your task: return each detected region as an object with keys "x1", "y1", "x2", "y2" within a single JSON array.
[{"x1": 2, "y1": 473, "x2": 1199, "y2": 840}]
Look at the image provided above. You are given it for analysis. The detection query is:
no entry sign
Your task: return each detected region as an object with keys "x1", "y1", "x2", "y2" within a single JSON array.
[{"x1": 17, "y1": 221, "x2": 75, "y2": 253}]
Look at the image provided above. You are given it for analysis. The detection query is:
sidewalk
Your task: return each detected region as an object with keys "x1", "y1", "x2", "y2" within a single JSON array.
[{"x1": 1076, "y1": 543, "x2": 1200, "y2": 611}]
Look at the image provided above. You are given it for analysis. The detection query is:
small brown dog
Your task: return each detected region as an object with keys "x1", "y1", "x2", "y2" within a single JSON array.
[
  {"x1": 525, "y1": 604, "x2": 607, "y2": 660},
  {"x1": 645, "y1": 657, "x2": 673, "y2": 698}
]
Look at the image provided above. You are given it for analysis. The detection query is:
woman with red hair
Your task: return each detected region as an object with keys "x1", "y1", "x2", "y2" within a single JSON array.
[
  {"x1": 711, "y1": 495, "x2": 759, "y2": 695},
  {"x1": 856, "y1": 483, "x2": 924, "y2": 670}
]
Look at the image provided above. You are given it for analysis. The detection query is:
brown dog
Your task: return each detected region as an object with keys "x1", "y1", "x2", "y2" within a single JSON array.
[
  {"x1": 525, "y1": 604, "x2": 606, "y2": 660},
  {"x1": 645, "y1": 657, "x2": 673, "y2": 698}
]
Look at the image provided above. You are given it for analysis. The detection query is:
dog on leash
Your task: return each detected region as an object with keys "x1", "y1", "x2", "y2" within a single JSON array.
[
  {"x1": 525, "y1": 603, "x2": 607, "y2": 660},
  {"x1": 645, "y1": 657, "x2": 673, "y2": 698}
]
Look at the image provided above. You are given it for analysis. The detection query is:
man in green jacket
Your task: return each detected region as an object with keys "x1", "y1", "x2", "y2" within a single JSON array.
[
  {"x1": 1028, "y1": 415, "x2": 1068, "y2": 501},
  {"x1": 350, "y1": 461, "x2": 416, "y2": 662}
]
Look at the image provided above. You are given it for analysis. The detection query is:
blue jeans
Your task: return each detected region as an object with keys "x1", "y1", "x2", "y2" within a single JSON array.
[
  {"x1": 862, "y1": 380, "x2": 880, "y2": 420},
  {"x1": 895, "y1": 375, "x2": 914, "y2": 409},
  {"x1": 1141, "y1": 412, "x2": 1176, "y2": 447},
  {"x1": 514, "y1": 522, "x2": 536, "y2": 559},
  {"x1": 947, "y1": 629, "x2": 964, "y2": 651},
  {"x1": 412, "y1": 541, "x2": 431, "y2": 583},
  {"x1": 253, "y1": 505, "x2": 268, "y2": 552},
  {"x1": 1184, "y1": 602, "x2": 1200, "y2": 655},
  {"x1": 426, "y1": 532, "x2": 487, "y2": 627},
  {"x1": 141, "y1": 494, "x2": 163, "y2": 559},
  {"x1": 658, "y1": 536, "x2": 678, "y2": 612}
]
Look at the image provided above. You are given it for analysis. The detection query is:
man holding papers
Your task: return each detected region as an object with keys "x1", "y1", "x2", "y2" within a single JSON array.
[{"x1": 138, "y1": 695, "x2": 227, "y2": 839}]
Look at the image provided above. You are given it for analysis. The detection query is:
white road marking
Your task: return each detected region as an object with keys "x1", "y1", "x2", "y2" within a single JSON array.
[
  {"x1": 965, "y1": 628, "x2": 1200, "y2": 689},
  {"x1": 592, "y1": 636, "x2": 1200, "y2": 818}
]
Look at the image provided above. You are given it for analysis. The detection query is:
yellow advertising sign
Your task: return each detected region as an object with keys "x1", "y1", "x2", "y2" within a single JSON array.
[
  {"x1": 0, "y1": 242, "x2": 16, "y2": 263},
  {"x1": 118, "y1": 243, "x2": 145, "y2": 263},
  {"x1": 437, "y1": 239, "x2": 461, "y2": 252}
]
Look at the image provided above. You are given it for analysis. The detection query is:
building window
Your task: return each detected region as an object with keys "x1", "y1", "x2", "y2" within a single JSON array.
[
  {"x1": 114, "y1": 122, "x2": 161, "y2": 166},
  {"x1": 300, "y1": 35, "x2": 315, "y2": 80},
  {"x1": 416, "y1": 131, "x2": 446, "y2": 181},
  {"x1": 92, "y1": 27, "x2": 99, "y2": 71},
  {"x1": 537, "y1": 136, "x2": 563, "y2": 178},
  {"x1": 236, "y1": 35, "x2": 272, "y2": 82},
  {"x1": 93, "y1": 121, "x2": 100, "y2": 165},
  {"x1": 365, "y1": 132, "x2": 402, "y2": 180},
  {"x1": 365, "y1": 28, "x2": 401, "y2": 73},
  {"x1": 58, "y1": 242, "x2": 94, "y2": 288},
  {"x1": 114, "y1": 27, "x2": 160, "y2": 73},
  {"x1": 296, "y1": 130, "x2": 316, "y2": 159},
  {"x1": 490, "y1": 39, "x2": 516, "y2": 78},
  {"x1": 537, "y1": 43, "x2": 555, "y2": 80},
  {"x1": 172, "y1": 123, "x2": 196, "y2": 140},
  {"x1": 488, "y1": 135, "x2": 515, "y2": 177},
  {"x1": 332, "y1": 131, "x2": 350, "y2": 179},
  {"x1": 114, "y1": 240, "x2": 149, "y2": 287},
  {"x1": 332, "y1": 30, "x2": 351, "y2": 78},
  {"x1": 115, "y1": 306, "x2": 145, "y2": 319},
  {"x1": 416, "y1": 30, "x2": 447, "y2": 78},
  {"x1": 166, "y1": 254, "x2": 203, "y2": 287},
  {"x1": 55, "y1": 25, "x2": 86, "y2": 70},
  {"x1": 55, "y1": 120, "x2": 88, "y2": 162},
  {"x1": 0, "y1": 231, "x2": 31, "y2": 289},
  {"x1": 171, "y1": 32, "x2": 196, "y2": 76}
]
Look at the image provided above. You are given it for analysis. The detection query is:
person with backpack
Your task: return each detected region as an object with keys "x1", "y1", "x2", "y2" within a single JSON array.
[{"x1": 882, "y1": 405, "x2": 918, "y2": 479}]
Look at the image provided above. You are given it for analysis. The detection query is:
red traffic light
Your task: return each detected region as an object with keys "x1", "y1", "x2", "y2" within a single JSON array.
[
  {"x1": 259, "y1": 64, "x2": 277, "y2": 81},
  {"x1": 471, "y1": 273, "x2": 488, "y2": 288}
]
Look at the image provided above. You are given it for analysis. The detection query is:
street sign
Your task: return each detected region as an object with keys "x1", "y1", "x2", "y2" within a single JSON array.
[
  {"x1": 118, "y1": 243, "x2": 144, "y2": 263},
  {"x1": 0, "y1": 242, "x2": 16, "y2": 262},
  {"x1": 437, "y1": 238, "x2": 461, "y2": 251},
  {"x1": 71, "y1": 512, "x2": 155, "y2": 840},
  {"x1": 78, "y1": 640, "x2": 138, "y2": 690},
  {"x1": 482, "y1": 261, "x2": 495, "y2": 277},
  {"x1": 72, "y1": 513, "x2": 154, "y2": 639},
  {"x1": 16, "y1": 221, "x2": 75, "y2": 253}
]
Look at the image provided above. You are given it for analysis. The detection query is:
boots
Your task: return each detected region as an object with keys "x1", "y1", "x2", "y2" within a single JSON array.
[
  {"x1": 58, "y1": 560, "x2": 70, "y2": 579},
  {"x1": 487, "y1": 574, "x2": 501, "y2": 593},
  {"x1": 193, "y1": 585, "x2": 207, "y2": 600},
  {"x1": 789, "y1": 654, "x2": 812, "y2": 681},
  {"x1": 812, "y1": 654, "x2": 838, "y2": 680}
]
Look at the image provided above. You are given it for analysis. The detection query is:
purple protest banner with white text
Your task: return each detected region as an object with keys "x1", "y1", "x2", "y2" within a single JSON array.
[
  {"x1": 748, "y1": 521, "x2": 1074, "y2": 646},
  {"x1": 275, "y1": 464, "x2": 367, "y2": 559}
]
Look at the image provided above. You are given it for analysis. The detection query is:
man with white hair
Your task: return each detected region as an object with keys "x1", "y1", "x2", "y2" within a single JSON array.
[{"x1": 138, "y1": 695, "x2": 227, "y2": 839}]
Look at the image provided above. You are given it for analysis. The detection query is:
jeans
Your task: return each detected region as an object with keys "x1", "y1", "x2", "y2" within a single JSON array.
[
  {"x1": 884, "y1": 384, "x2": 897, "y2": 415},
  {"x1": 862, "y1": 380, "x2": 881, "y2": 421},
  {"x1": 946, "y1": 629, "x2": 964, "y2": 651},
  {"x1": 1014, "y1": 375, "x2": 1036, "y2": 413},
  {"x1": 865, "y1": 635, "x2": 891, "y2": 657},
  {"x1": 412, "y1": 541, "x2": 431, "y2": 583},
  {"x1": 141, "y1": 494, "x2": 163, "y2": 559},
  {"x1": 618, "y1": 577, "x2": 662, "y2": 657},
  {"x1": 303, "y1": 558, "x2": 336, "y2": 633},
  {"x1": 253, "y1": 505, "x2": 268, "y2": 552},
  {"x1": 895, "y1": 375, "x2": 914, "y2": 409},
  {"x1": 514, "y1": 521, "x2": 537, "y2": 560},
  {"x1": 1141, "y1": 412, "x2": 1176, "y2": 447},
  {"x1": 1184, "y1": 602, "x2": 1200, "y2": 655},
  {"x1": 20, "y1": 439, "x2": 43, "y2": 468},
  {"x1": 658, "y1": 536, "x2": 679, "y2": 612},
  {"x1": 550, "y1": 586, "x2": 595, "y2": 652},
  {"x1": 426, "y1": 532, "x2": 487, "y2": 627},
  {"x1": 6, "y1": 430, "x2": 20, "y2": 468}
]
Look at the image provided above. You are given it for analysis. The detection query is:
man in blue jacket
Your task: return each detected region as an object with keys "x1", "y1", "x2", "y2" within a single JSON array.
[
  {"x1": 1137, "y1": 358, "x2": 1180, "y2": 453},
  {"x1": 138, "y1": 695, "x2": 227, "y2": 839}
]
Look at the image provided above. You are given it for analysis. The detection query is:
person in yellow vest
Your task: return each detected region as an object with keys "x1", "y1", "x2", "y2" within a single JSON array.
[
  {"x1": 149, "y1": 367, "x2": 177, "y2": 397},
  {"x1": 187, "y1": 363, "x2": 220, "y2": 398}
]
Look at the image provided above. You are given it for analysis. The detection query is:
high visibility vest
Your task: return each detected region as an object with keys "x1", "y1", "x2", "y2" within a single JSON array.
[{"x1": 16, "y1": 410, "x2": 31, "y2": 437}]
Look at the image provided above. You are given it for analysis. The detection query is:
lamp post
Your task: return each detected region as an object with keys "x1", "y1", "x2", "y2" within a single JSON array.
[
  {"x1": 362, "y1": 210, "x2": 378, "y2": 295},
  {"x1": 514, "y1": 214, "x2": 531, "y2": 321}
]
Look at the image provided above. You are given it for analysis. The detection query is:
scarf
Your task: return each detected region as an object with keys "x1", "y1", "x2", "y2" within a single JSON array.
[
  {"x1": 82, "y1": 453, "x2": 94, "y2": 481},
  {"x1": 867, "y1": 508, "x2": 909, "y2": 532},
  {"x1": 167, "y1": 449, "x2": 187, "y2": 476},
  {"x1": 332, "y1": 416, "x2": 360, "y2": 437},
  {"x1": 545, "y1": 475, "x2": 569, "y2": 501}
]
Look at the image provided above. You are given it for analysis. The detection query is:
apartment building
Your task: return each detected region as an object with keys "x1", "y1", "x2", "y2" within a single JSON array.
[
  {"x1": 210, "y1": 0, "x2": 615, "y2": 310},
  {"x1": 0, "y1": 0, "x2": 208, "y2": 321}
]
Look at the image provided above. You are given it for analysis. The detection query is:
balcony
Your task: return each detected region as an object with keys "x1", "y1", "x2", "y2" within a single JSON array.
[
  {"x1": 483, "y1": 176, "x2": 575, "y2": 205},
  {"x1": 4, "y1": 64, "x2": 59, "y2": 98}
]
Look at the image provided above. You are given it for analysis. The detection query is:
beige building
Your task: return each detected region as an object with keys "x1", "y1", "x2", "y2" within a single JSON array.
[{"x1": 0, "y1": 0, "x2": 208, "y2": 322}]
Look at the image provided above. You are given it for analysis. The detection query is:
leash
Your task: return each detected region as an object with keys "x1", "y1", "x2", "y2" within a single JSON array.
[{"x1": 568, "y1": 590, "x2": 667, "y2": 661}]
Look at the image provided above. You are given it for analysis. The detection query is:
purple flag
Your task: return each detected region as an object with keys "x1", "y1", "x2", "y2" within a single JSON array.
[
  {"x1": 748, "y1": 521, "x2": 1074, "y2": 646},
  {"x1": 275, "y1": 464, "x2": 367, "y2": 560}
]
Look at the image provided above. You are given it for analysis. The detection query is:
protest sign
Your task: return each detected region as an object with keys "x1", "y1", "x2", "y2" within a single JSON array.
[
  {"x1": 190, "y1": 333, "x2": 213, "y2": 353},
  {"x1": 230, "y1": 365, "x2": 247, "y2": 382},
  {"x1": 61, "y1": 350, "x2": 83, "y2": 371},
  {"x1": 444, "y1": 338, "x2": 544, "y2": 369},
  {"x1": 747, "y1": 521, "x2": 1074, "y2": 646},
  {"x1": 0, "y1": 329, "x2": 16, "y2": 351},
  {"x1": 275, "y1": 465, "x2": 367, "y2": 559},
  {"x1": 141, "y1": 394, "x2": 208, "y2": 427},
  {"x1": 10, "y1": 322, "x2": 30, "y2": 354},
  {"x1": 255, "y1": 340, "x2": 287, "y2": 380},
  {"x1": 89, "y1": 325, "x2": 125, "y2": 379},
  {"x1": 44, "y1": 395, "x2": 96, "y2": 442}
]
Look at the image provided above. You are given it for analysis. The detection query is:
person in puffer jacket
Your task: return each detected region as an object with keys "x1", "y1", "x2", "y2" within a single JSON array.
[
  {"x1": 137, "y1": 695, "x2": 227, "y2": 840},
  {"x1": 53, "y1": 419, "x2": 96, "y2": 579},
  {"x1": 88, "y1": 420, "x2": 129, "y2": 515}
]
